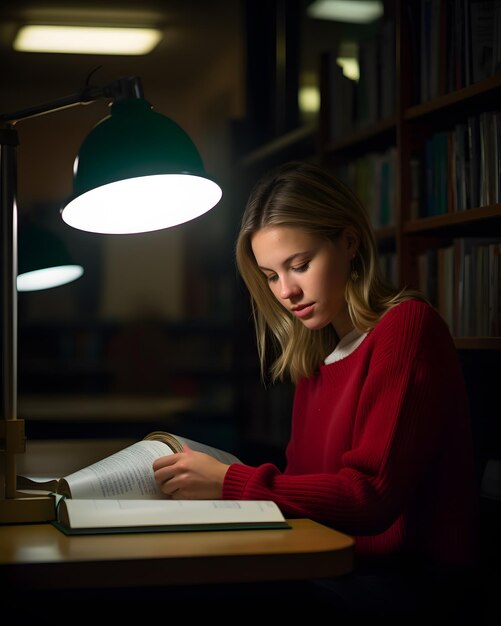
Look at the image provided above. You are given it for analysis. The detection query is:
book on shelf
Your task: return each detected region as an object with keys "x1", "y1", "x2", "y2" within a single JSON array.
[
  {"x1": 326, "y1": 53, "x2": 355, "y2": 143},
  {"x1": 453, "y1": 237, "x2": 501, "y2": 336},
  {"x1": 17, "y1": 431, "x2": 289, "y2": 534},
  {"x1": 467, "y1": 114, "x2": 480, "y2": 210},
  {"x1": 426, "y1": 0, "x2": 448, "y2": 99},
  {"x1": 470, "y1": 0, "x2": 496, "y2": 84},
  {"x1": 417, "y1": 238, "x2": 501, "y2": 337},
  {"x1": 411, "y1": 0, "x2": 498, "y2": 101}
]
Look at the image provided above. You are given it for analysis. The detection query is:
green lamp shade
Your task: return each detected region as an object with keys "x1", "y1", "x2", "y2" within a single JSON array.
[
  {"x1": 61, "y1": 98, "x2": 222, "y2": 234},
  {"x1": 17, "y1": 224, "x2": 84, "y2": 292}
]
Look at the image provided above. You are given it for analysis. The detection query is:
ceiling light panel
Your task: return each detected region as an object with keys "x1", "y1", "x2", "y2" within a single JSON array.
[
  {"x1": 13, "y1": 25, "x2": 162, "y2": 55},
  {"x1": 307, "y1": 1, "x2": 384, "y2": 24}
]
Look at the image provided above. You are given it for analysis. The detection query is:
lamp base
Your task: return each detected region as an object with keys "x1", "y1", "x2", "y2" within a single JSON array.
[{"x1": 0, "y1": 492, "x2": 56, "y2": 524}]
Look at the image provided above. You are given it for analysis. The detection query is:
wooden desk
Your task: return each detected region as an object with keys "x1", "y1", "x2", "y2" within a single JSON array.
[{"x1": 0, "y1": 518, "x2": 354, "y2": 590}]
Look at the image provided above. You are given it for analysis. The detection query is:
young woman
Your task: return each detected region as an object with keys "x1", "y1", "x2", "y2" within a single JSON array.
[{"x1": 153, "y1": 161, "x2": 479, "y2": 617}]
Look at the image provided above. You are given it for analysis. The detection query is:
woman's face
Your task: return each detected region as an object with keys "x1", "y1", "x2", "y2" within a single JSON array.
[{"x1": 251, "y1": 225, "x2": 357, "y2": 337}]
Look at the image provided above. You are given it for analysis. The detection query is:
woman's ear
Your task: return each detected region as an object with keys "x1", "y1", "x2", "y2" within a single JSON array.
[{"x1": 342, "y1": 227, "x2": 360, "y2": 256}]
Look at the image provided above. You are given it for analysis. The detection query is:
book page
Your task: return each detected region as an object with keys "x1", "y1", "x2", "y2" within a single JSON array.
[
  {"x1": 16, "y1": 476, "x2": 60, "y2": 492},
  {"x1": 58, "y1": 440, "x2": 172, "y2": 499},
  {"x1": 171, "y1": 434, "x2": 242, "y2": 464},
  {"x1": 57, "y1": 499, "x2": 287, "y2": 530},
  {"x1": 143, "y1": 431, "x2": 241, "y2": 464}
]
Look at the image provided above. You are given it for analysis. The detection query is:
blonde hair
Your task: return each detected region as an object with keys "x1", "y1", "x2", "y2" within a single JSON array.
[{"x1": 235, "y1": 161, "x2": 426, "y2": 384}]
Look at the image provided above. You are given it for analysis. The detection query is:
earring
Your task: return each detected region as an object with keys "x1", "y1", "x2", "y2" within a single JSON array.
[{"x1": 350, "y1": 256, "x2": 359, "y2": 282}]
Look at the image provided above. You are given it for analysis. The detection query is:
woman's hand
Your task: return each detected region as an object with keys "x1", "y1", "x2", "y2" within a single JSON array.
[{"x1": 152, "y1": 444, "x2": 230, "y2": 499}]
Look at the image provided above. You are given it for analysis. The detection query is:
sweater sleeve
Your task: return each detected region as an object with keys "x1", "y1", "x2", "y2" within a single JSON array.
[{"x1": 222, "y1": 302, "x2": 470, "y2": 537}]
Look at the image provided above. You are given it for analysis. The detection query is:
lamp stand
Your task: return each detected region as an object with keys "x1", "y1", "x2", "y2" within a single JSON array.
[{"x1": 0, "y1": 125, "x2": 56, "y2": 523}]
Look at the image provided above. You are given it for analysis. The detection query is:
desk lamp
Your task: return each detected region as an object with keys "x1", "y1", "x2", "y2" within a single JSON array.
[
  {"x1": 17, "y1": 222, "x2": 84, "y2": 292},
  {"x1": 0, "y1": 76, "x2": 222, "y2": 523}
]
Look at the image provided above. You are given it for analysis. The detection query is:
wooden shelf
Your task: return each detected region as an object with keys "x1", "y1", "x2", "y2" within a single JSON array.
[
  {"x1": 405, "y1": 73, "x2": 501, "y2": 121},
  {"x1": 403, "y1": 206, "x2": 501, "y2": 234},
  {"x1": 323, "y1": 117, "x2": 396, "y2": 155},
  {"x1": 238, "y1": 123, "x2": 318, "y2": 168},
  {"x1": 18, "y1": 394, "x2": 195, "y2": 422}
]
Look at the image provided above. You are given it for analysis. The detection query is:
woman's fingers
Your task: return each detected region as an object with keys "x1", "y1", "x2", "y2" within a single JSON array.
[
  {"x1": 152, "y1": 453, "x2": 179, "y2": 471},
  {"x1": 153, "y1": 453, "x2": 183, "y2": 495}
]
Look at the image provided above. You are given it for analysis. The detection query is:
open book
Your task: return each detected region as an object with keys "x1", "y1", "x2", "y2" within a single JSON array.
[
  {"x1": 17, "y1": 431, "x2": 241, "y2": 499},
  {"x1": 16, "y1": 431, "x2": 289, "y2": 534}
]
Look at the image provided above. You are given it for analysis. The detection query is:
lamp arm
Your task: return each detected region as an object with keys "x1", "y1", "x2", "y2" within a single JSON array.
[{"x1": 0, "y1": 76, "x2": 144, "y2": 124}]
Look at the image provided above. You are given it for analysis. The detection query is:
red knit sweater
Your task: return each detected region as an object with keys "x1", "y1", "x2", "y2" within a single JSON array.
[{"x1": 223, "y1": 300, "x2": 479, "y2": 566}]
